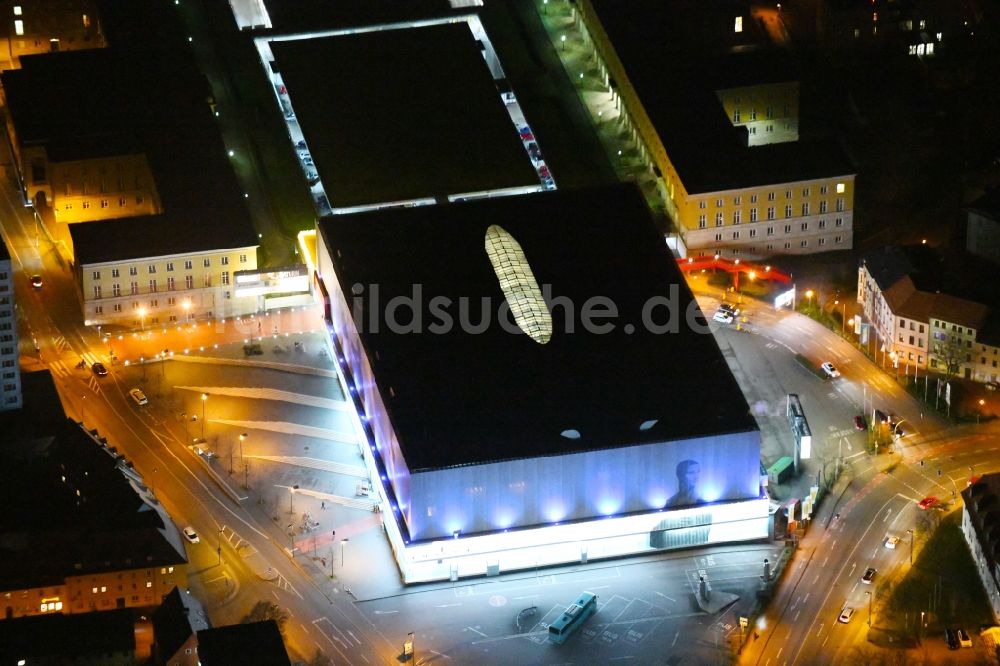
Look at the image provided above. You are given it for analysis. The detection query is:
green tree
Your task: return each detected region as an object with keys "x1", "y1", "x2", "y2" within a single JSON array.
[{"x1": 240, "y1": 601, "x2": 289, "y2": 632}]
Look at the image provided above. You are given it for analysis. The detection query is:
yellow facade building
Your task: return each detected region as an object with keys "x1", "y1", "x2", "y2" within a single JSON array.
[{"x1": 0, "y1": 0, "x2": 104, "y2": 71}]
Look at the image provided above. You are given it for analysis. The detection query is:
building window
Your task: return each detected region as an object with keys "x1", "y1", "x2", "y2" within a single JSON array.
[
  {"x1": 750, "y1": 208, "x2": 758, "y2": 222},
  {"x1": 734, "y1": 15, "x2": 743, "y2": 32},
  {"x1": 800, "y1": 222, "x2": 808, "y2": 231},
  {"x1": 130, "y1": 282, "x2": 138, "y2": 295},
  {"x1": 14, "y1": 19, "x2": 23, "y2": 35},
  {"x1": 820, "y1": 185, "x2": 828, "y2": 195},
  {"x1": 185, "y1": 275, "x2": 193, "y2": 289},
  {"x1": 221, "y1": 256, "x2": 229, "y2": 266},
  {"x1": 221, "y1": 271, "x2": 230, "y2": 286},
  {"x1": 733, "y1": 210, "x2": 741, "y2": 224},
  {"x1": 766, "y1": 105, "x2": 773, "y2": 119},
  {"x1": 114, "y1": 304, "x2": 122, "y2": 313},
  {"x1": 82, "y1": 201, "x2": 90, "y2": 209},
  {"x1": 733, "y1": 109, "x2": 741, "y2": 123},
  {"x1": 784, "y1": 205, "x2": 792, "y2": 218},
  {"x1": 818, "y1": 238, "x2": 826, "y2": 246},
  {"x1": 819, "y1": 201, "x2": 828, "y2": 214},
  {"x1": 698, "y1": 216, "x2": 707, "y2": 229},
  {"x1": 166, "y1": 262, "x2": 174, "y2": 272},
  {"x1": 93, "y1": 285, "x2": 101, "y2": 299},
  {"x1": 800, "y1": 240, "x2": 808, "y2": 248},
  {"x1": 119, "y1": 197, "x2": 127, "y2": 207},
  {"x1": 835, "y1": 235, "x2": 843, "y2": 244},
  {"x1": 836, "y1": 198, "x2": 845, "y2": 212},
  {"x1": 149, "y1": 280, "x2": 157, "y2": 293},
  {"x1": 92, "y1": 271, "x2": 100, "y2": 280},
  {"x1": 766, "y1": 226, "x2": 774, "y2": 236},
  {"x1": 203, "y1": 258, "x2": 211, "y2": 268},
  {"x1": 749, "y1": 228, "x2": 757, "y2": 238},
  {"x1": 184, "y1": 260, "x2": 193, "y2": 270},
  {"x1": 802, "y1": 188, "x2": 810, "y2": 197},
  {"x1": 783, "y1": 242, "x2": 791, "y2": 249},
  {"x1": 715, "y1": 213, "x2": 724, "y2": 226},
  {"x1": 767, "y1": 207, "x2": 775, "y2": 220},
  {"x1": 129, "y1": 266, "x2": 138, "y2": 276},
  {"x1": 836, "y1": 182, "x2": 845, "y2": 194},
  {"x1": 94, "y1": 306, "x2": 103, "y2": 315},
  {"x1": 715, "y1": 233, "x2": 723, "y2": 242},
  {"x1": 835, "y1": 217, "x2": 844, "y2": 227},
  {"x1": 149, "y1": 300, "x2": 158, "y2": 309},
  {"x1": 112, "y1": 284, "x2": 121, "y2": 297},
  {"x1": 148, "y1": 265, "x2": 156, "y2": 274},
  {"x1": 203, "y1": 275, "x2": 211, "y2": 287},
  {"x1": 100, "y1": 199, "x2": 109, "y2": 208},
  {"x1": 167, "y1": 297, "x2": 176, "y2": 306},
  {"x1": 167, "y1": 277, "x2": 175, "y2": 290},
  {"x1": 767, "y1": 192, "x2": 776, "y2": 201},
  {"x1": 750, "y1": 194, "x2": 758, "y2": 204},
  {"x1": 801, "y1": 203, "x2": 810, "y2": 216},
  {"x1": 785, "y1": 190, "x2": 792, "y2": 200},
  {"x1": 699, "y1": 200, "x2": 707, "y2": 209},
  {"x1": 818, "y1": 220, "x2": 827, "y2": 229},
  {"x1": 732, "y1": 231, "x2": 740, "y2": 240},
  {"x1": 111, "y1": 268, "x2": 119, "y2": 278},
  {"x1": 733, "y1": 196, "x2": 741, "y2": 205},
  {"x1": 784, "y1": 225, "x2": 792, "y2": 234},
  {"x1": 716, "y1": 199, "x2": 724, "y2": 208}
]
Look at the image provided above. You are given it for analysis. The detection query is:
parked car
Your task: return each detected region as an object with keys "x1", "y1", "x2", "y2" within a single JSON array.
[
  {"x1": 129, "y1": 388, "x2": 148, "y2": 406},
  {"x1": 986, "y1": 382, "x2": 998, "y2": 392},
  {"x1": 713, "y1": 311, "x2": 734, "y2": 324},
  {"x1": 884, "y1": 535, "x2": 900, "y2": 549},
  {"x1": 862, "y1": 567, "x2": 877, "y2": 584},
  {"x1": 821, "y1": 362, "x2": 840, "y2": 378},
  {"x1": 957, "y1": 627, "x2": 972, "y2": 648},
  {"x1": 91, "y1": 362, "x2": 108, "y2": 377},
  {"x1": 873, "y1": 409, "x2": 889, "y2": 424},
  {"x1": 854, "y1": 415, "x2": 867, "y2": 431},
  {"x1": 30, "y1": 275, "x2": 42, "y2": 289},
  {"x1": 839, "y1": 607, "x2": 855, "y2": 624},
  {"x1": 182, "y1": 527, "x2": 200, "y2": 544},
  {"x1": 946, "y1": 628, "x2": 960, "y2": 650},
  {"x1": 917, "y1": 496, "x2": 939, "y2": 510}
]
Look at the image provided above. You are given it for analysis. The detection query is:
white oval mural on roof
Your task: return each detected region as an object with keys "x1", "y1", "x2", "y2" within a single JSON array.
[{"x1": 484, "y1": 224, "x2": 553, "y2": 344}]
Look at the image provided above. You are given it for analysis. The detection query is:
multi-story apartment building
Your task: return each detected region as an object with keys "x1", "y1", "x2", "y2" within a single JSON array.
[
  {"x1": 962, "y1": 474, "x2": 1000, "y2": 624},
  {"x1": 0, "y1": 237, "x2": 19, "y2": 411},
  {"x1": 858, "y1": 245, "x2": 999, "y2": 383},
  {"x1": 966, "y1": 189, "x2": 1000, "y2": 265},
  {"x1": 2, "y1": 14, "x2": 259, "y2": 327},
  {"x1": 0, "y1": 372, "x2": 188, "y2": 620},
  {"x1": 0, "y1": 0, "x2": 104, "y2": 71},
  {"x1": 73, "y1": 237, "x2": 259, "y2": 327},
  {"x1": 579, "y1": 0, "x2": 856, "y2": 258}
]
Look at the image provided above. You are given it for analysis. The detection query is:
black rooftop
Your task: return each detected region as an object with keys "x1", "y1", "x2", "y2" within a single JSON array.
[
  {"x1": 587, "y1": 0, "x2": 855, "y2": 194},
  {"x1": 0, "y1": 380, "x2": 186, "y2": 590},
  {"x1": 197, "y1": 621, "x2": 291, "y2": 666},
  {"x1": 3, "y1": 0, "x2": 258, "y2": 265},
  {"x1": 270, "y1": 21, "x2": 539, "y2": 209},
  {"x1": 261, "y1": 0, "x2": 460, "y2": 33},
  {"x1": 320, "y1": 183, "x2": 757, "y2": 472},
  {"x1": 0, "y1": 609, "x2": 135, "y2": 662},
  {"x1": 968, "y1": 188, "x2": 1000, "y2": 221}
]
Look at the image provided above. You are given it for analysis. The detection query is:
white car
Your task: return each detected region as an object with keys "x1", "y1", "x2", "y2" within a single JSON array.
[
  {"x1": 839, "y1": 607, "x2": 855, "y2": 624},
  {"x1": 821, "y1": 362, "x2": 841, "y2": 378},
  {"x1": 713, "y1": 311, "x2": 734, "y2": 324},
  {"x1": 129, "y1": 388, "x2": 148, "y2": 406},
  {"x1": 884, "y1": 535, "x2": 899, "y2": 549},
  {"x1": 182, "y1": 527, "x2": 200, "y2": 544}
]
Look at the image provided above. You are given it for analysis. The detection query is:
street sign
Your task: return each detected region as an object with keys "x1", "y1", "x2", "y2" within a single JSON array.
[
  {"x1": 404, "y1": 632, "x2": 414, "y2": 660},
  {"x1": 740, "y1": 617, "x2": 749, "y2": 629}
]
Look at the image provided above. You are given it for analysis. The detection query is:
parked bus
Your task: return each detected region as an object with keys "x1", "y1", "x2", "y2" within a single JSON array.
[{"x1": 548, "y1": 592, "x2": 598, "y2": 644}]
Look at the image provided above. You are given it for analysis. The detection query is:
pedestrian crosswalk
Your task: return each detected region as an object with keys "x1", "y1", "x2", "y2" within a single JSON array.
[{"x1": 46, "y1": 351, "x2": 107, "y2": 394}]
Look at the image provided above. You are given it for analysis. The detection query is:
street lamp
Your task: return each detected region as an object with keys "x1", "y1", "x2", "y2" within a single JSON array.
[
  {"x1": 865, "y1": 590, "x2": 872, "y2": 627},
  {"x1": 138, "y1": 306, "x2": 147, "y2": 333},
  {"x1": 200, "y1": 393, "x2": 208, "y2": 442},
  {"x1": 805, "y1": 290, "x2": 814, "y2": 310},
  {"x1": 834, "y1": 299, "x2": 846, "y2": 334},
  {"x1": 182, "y1": 299, "x2": 192, "y2": 322},
  {"x1": 341, "y1": 537, "x2": 349, "y2": 567},
  {"x1": 561, "y1": 34, "x2": 566, "y2": 51},
  {"x1": 239, "y1": 433, "x2": 247, "y2": 467}
]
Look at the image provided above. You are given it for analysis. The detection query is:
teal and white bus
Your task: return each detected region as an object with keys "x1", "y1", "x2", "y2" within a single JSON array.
[{"x1": 548, "y1": 592, "x2": 598, "y2": 644}]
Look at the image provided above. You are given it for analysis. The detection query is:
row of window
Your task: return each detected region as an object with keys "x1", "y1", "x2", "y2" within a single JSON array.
[
  {"x1": 63, "y1": 196, "x2": 144, "y2": 210},
  {"x1": 698, "y1": 184, "x2": 846, "y2": 209},
  {"x1": 93, "y1": 272, "x2": 230, "y2": 298},
  {"x1": 707, "y1": 237, "x2": 846, "y2": 253},
  {"x1": 732, "y1": 105, "x2": 790, "y2": 123},
  {"x1": 92, "y1": 255, "x2": 247, "y2": 280},
  {"x1": 707, "y1": 220, "x2": 846, "y2": 238},
  {"x1": 698, "y1": 213, "x2": 847, "y2": 229}
]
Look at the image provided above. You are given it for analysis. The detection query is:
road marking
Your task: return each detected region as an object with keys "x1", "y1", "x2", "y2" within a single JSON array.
[
  {"x1": 816, "y1": 623, "x2": 824, "y2": 637},
  {"x1": 373, "y1": 610, "x2": 398, "y2": 615},
  {"x1": 671, "y1": 631, "x2": 679, "y2": 646},
  {"x1": 654, "y1": 591, "x2": 676, "y2": 602},
  {"x1": 347, "y1": 630, "x2": 361, "y2": 645},
  {"x1": 271, "y1": 590, "x2": 279, "y2": 600},
  {"x1": 513, "y1": 595, "x2": 539, "y2": 600},
  {"x1": 429, "y1": 650, "x2": 450, "y2": 660},
  {"x1": 437, "y1": 603, "x2": 461, "y2": 608},
  {"x1": 466, "y1": 626, "x2": 487, "y2": 638}
]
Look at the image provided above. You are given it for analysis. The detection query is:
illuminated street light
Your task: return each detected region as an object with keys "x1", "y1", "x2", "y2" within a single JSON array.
[
  {"x1": 805, "y1": 289, "x2": 814, "y2": 306},
  {"x1": 138, "y1": 306, "x2": 147, "y2": 332},
  {"x1": 200, "y1": 393, "x2": 208, "y2": 441},
  {"x1": 561, "y1": 34, "x2": 567, "y2": 50},
  {"x1": 834, "y1": 299, "x2": 847, "y2": 334}
]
